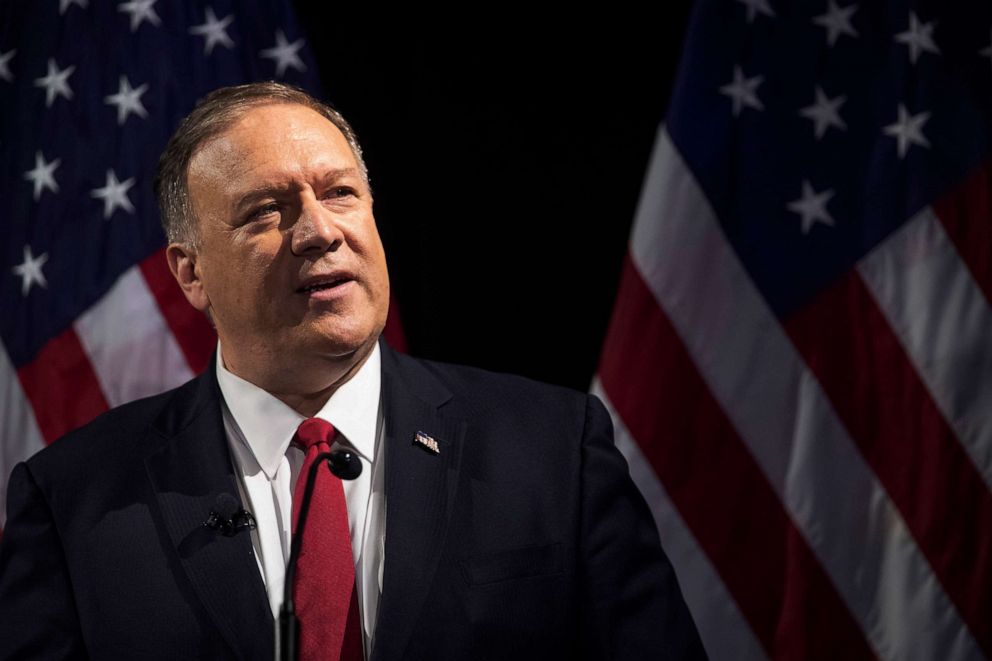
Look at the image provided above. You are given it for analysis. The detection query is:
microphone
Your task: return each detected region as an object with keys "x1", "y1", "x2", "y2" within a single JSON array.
[
  {"x1": 204, "y1": 493, "x2": 256, "y2": 537},
  {"x1": 328, "y1": 449, "x2": 362, "y2": 480},
  {"x1": 276, "y1": 450, "x2": 362, "y2": 661}
]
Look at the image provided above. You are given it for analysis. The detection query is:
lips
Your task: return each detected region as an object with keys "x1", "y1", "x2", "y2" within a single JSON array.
[{"x1": 296, "y1": 271, "x2": 356, "y2": 294}]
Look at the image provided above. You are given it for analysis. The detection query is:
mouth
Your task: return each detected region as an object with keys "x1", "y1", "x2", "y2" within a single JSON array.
[
  {"x1": 298, "y1": 278, "x2": 351, "y2": 293},
  {"x1": 296, "y1": 272, "x2": 356, "y2": 295}
]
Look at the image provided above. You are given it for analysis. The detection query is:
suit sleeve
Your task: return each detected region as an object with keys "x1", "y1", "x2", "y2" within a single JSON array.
[
  {"x1": 0, "y1": 461, "x2": 87, "y2": 659},
  {"x1": 577, "y1": 394, "x2": 707, "y2": 661}
]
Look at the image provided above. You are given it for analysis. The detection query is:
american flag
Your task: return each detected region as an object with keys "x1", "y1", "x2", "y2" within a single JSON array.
[
  {"x1": 594, "y1": 1, "x2": 992, "y2": 659},
  {"x1": 0, "y1": 1, "x2": 355, "y2": 530}
]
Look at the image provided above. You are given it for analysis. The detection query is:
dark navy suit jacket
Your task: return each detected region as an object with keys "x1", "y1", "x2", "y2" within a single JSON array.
[{"x1": 0, "y1": 340, "x2": 705, "y2": 660}]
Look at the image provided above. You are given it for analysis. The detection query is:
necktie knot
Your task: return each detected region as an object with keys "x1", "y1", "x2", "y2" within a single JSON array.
[{"x1": 294, "y1": 417, "x2": 335, "y2": 451}]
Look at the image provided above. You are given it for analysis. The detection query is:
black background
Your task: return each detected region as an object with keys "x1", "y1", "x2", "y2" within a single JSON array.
[{"x1": 289, "y1": 10, "x2": 695, "y2": 391}]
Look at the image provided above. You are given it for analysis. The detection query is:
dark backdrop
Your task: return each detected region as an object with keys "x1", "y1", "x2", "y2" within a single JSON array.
[{"x1": 289, "y1": 11, "x2": 694, "y2": 391}]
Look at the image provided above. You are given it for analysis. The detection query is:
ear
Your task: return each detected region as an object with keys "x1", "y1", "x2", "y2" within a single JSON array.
[{"x1": 166, "y1": 242, "x2": 210, "y2": 313}]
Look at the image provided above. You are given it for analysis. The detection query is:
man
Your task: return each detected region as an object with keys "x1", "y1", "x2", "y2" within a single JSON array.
[{"x1": 0, "y1": 82, "x2": 705, "y2": 660}]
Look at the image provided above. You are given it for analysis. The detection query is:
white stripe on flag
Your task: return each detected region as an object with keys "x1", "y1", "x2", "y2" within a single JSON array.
[
  {"x1": 627, "y1": 126, "x2": 982, "y2": 661},
  {"x1": 0, "y1": 341, "x2": 46, "y2": 528},
  {"x1": 73, "y1": 266, "x2": 193, "y2": 408},
  {"x1": 858, "y1": 206, "x2": 992, "y2": 493},
  {"x1": 592, "y1": 379, "x2": 769, "y2": 661}
]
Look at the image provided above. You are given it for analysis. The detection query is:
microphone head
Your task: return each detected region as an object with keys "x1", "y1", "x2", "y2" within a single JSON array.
[
  {"x1": 213, "y1": 493, "x2": 240, "y2": 519},
  {"x1": 204, "y1": 493, "x2": 242, "y2": 535},
  {"x1": 328, "y1": 450, "x2": 362, "y2": 480}
]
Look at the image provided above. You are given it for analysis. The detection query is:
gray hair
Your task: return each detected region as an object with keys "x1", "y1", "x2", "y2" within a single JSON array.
[{"x1": 154, "y1": 81, "x2": 369, "y2": 247}]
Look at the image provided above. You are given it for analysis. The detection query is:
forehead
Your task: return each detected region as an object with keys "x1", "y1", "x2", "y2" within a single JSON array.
[{"x1": 188, "y1": 103, "x2": 356, "y2": 188}]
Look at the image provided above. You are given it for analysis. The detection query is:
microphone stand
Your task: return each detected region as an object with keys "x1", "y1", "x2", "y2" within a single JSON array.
[{"x1": 275, "y1": 450, "x2": 361, "y2": 661}]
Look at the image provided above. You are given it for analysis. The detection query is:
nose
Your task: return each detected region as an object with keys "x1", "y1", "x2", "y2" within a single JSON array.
[{"x1": 291, "y1": 193, "x2": 344, "y2": 256}]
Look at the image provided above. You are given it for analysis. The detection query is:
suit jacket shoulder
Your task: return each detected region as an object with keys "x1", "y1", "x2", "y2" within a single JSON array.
[
  {"x1": 381, "y1": 345, "x2": 591, "y2": 441},
  {"x1": 24, "y1": 373, "x2": 204, "y2": 493}
]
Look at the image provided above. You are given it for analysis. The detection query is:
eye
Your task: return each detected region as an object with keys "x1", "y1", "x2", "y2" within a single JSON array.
[
  {"x1": 323, "y1": 186, "x2": 356, "y2": 200},
  {"x1": 247, "y1": 202, "x2": 279, "y2": 221}
]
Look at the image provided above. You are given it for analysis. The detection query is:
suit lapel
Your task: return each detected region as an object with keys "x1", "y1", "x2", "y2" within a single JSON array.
[
  {"x1": 372, "y1": 343, "x2": 466, "y2": 661},
  {"x1": 144, "y1": 359, "x2": 273, "y2": 661}
]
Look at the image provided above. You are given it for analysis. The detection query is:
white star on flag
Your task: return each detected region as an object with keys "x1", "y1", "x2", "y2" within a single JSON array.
[
  {"x1": 895, "y1": 12, "x2": 939, "y2": 64},
  {"x1": 59, "y1": 0, "x2": 88, "y2": 14},
  {"x1": 91, "y1": 169, "x2": 136, "y2": 219},
  {"x1": 980, "y1": 29, "x2": 992, "y2": 71},
  {"x1": 34, "y1": 58, "x2": 75, "y2": 107},
  {"x1": 118, "y1": 0, "x2": 161, "y2": 33},
  {"x1": 799, "y1": 87, "x2": 847, "y2": 140},
  {"x1": 12, "y1": 246, "x2": 49, "y2": 296},
  {"x1": 0, "y1": 49, "x2": 15, "y2": 83},
  {"x1": 260, "y1": 29, "x2": 306, "y2": 77},
  {"x1": 787, "y1": 180, "x2": 836, "y2": 234},
  {"x1": 719, "y1": 66, "x2": 763, "y2": 117},
  {"x1": 189, "y1": 7, "x2": 235, "y2": 55},
  {"x1": 737, "y1": 0, "x2": 774, "y2": 23},
  {"x1": 23, "y1": 151, "x2": 60, "y2": 200},
  {"x1": 812, "y1": 1, "x2": 858, "y2": 47},
  {"x1": 104, "y1": 76, "x2": 149, "y2": 125},
  {"x1": 883, "y1": 104, "x2": 931, "y2": 158}
]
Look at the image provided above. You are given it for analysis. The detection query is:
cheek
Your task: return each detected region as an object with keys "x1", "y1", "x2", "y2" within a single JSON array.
[
  {"x1": 203, "y1": 240, "x2": 285, "y2": 305},
  {"x1": 240, "y1": 252, "x2": 270, "y2": 280},
  {"x1": 356, "y1": 220, "x2": 387, "y2": 268}
]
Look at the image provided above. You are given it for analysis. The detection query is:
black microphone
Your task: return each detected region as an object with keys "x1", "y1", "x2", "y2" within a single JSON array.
[
  {"x1": 276, "y1": 450, "x2": 362, "y2": 661},
  {"x1": 328, "y1": 449, "x2": 362, "y2": 480},
  {"x1": 204, "y1": 493, "x2": 256, "y2": 537}
]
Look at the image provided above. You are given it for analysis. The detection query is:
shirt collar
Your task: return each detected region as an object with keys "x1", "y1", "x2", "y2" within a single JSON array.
[{"x1": 215, "y1": 342, "x2": 382, "y2": 479}]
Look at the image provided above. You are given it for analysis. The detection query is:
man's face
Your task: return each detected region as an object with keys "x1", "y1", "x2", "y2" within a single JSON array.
[{"x1": 180, "y1": 103, "x2": 389, "y2": 376}]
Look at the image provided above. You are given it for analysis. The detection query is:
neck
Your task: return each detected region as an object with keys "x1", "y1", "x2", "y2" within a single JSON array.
[{"x1": 220, "y1": 338, "x2": 378, "y2": 417}]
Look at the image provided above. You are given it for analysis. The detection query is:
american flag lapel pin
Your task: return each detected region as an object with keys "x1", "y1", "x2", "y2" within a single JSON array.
[{"x1": 413, "y1": 431, "x2": 440, "y2": 455}]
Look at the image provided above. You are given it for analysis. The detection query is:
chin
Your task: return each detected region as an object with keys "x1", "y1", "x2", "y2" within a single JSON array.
[
  {"x1": 304, "y1": 327, "x2": 380, "y2": 360},
  {"x1": 295, "y1": 305, "x2": 386, "y2": 356}
]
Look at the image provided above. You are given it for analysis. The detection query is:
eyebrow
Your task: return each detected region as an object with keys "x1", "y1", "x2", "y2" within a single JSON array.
[{"x1": 233, "y1": 167, "x2": 363, "y2": 212}]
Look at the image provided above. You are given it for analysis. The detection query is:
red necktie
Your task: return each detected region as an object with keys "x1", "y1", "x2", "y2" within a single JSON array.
[{"x1": 291, "y1": 418, "x2": 364, "y2": 661}]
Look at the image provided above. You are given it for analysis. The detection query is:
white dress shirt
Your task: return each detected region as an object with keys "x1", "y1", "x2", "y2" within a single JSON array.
[{"x1": 215, "y1": 342, "x2": 386, "y2": 658}]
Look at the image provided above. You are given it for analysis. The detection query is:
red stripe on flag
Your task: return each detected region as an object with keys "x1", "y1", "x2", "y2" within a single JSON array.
[
  {"x1": 139, "y1": 248, "x2": 216, "y2": 374},
  {"x1": 16, "y1": 328, "x2": 109, "y2": 444},
  {"x1": 599, "y1": 255, "x2": 874, "y2": 661},
  {"x1": 784, "y1": 270, "x2": 992, "y2": 657},
  {"x1": 932, "y1": 162, "x2": 992, "y2": 306}
]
